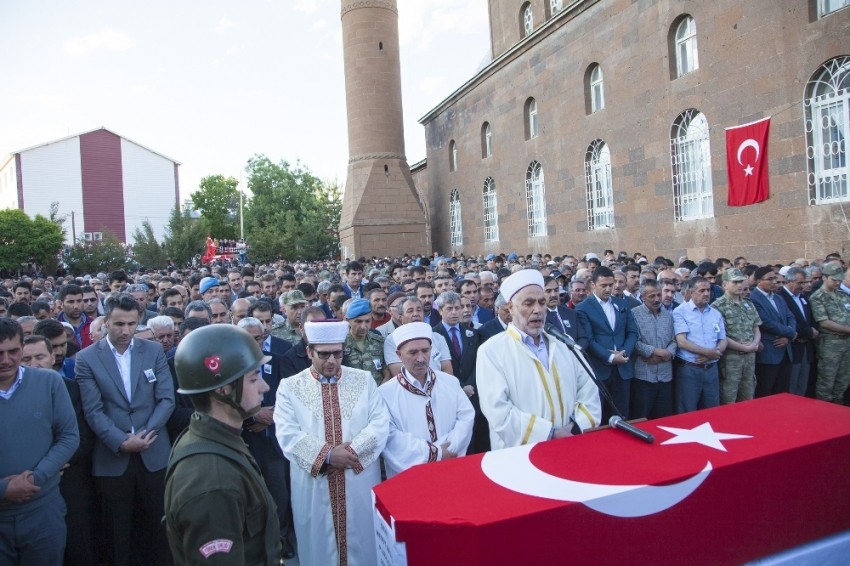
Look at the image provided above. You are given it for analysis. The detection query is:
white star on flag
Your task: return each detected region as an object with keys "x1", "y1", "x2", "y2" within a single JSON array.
[
  {"x1": 744, "y1": 164, "x2": 754, "y2": 176},
  {"x1": 658, "y1": 422, "x2": 752, "y2": 452}
]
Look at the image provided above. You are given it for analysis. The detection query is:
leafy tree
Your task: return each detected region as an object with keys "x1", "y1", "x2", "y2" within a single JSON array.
[
  {"x1": 243, "y1": 155, "x2": 341, "y2": 262},
  {"x1": 48, "y1": 201, "x2": 68, "y2": 240},
  {"x1": 132, "y1": 220, "x2": 167, "y2": 268},
  {"x1": 162, "y1": 206, "x2": 206, "y2": 267},
  {"x1": 64, "y1": 231, "x2": 129, "y2": 276},
  {"x1": 0, "y1": 209, "x2": 64, "y2": 274},
  {"x1": 191, "y1": 175, "x2": 240, "y2": 240}
]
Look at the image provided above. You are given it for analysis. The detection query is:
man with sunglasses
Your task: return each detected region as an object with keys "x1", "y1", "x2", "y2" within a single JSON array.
[{"x1": 274, "y1": 320, "x2": 389, "y2": 566}]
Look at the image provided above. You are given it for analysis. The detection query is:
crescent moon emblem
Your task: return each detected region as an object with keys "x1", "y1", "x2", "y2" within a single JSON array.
[
  {"x1": 481, "y1": 443, "x2": 712, "y2": 518},
  {"x1": 737, "y1": 139, "x2": 760, "y2": 165}
]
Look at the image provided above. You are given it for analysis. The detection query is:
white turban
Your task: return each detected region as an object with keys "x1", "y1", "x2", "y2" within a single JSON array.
[
  {"x1": 392, "y1": 322, "x2": 433, "y2": 348},
  {"x1": 304, "y1": 320, "x2": 349, "y2": 345},
  {"x1": 499, "y1": 269, "x2": 544, "y2": 301}
]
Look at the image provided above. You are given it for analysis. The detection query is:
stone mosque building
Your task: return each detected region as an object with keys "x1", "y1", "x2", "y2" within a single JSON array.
[{"x1": 340, "y1": 0, "x2": 850, "y2": 262}]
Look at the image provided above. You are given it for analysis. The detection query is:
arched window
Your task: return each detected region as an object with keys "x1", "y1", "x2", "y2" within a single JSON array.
[
  {"x1": 521, "y1": 3, "x2": 534, "y2": 38},
  {"x1": 585, "y1": 140, "x2": 614, "y2": 230},
  {"x1": 671, "y1": 109, "x2": 714, "y2": 220},
  {"x1": 449, "y1": 140, "x2": 457, "y2": 172},
  {"x1": 483, "y1": 177, "x2": 499, "y2": 242},
  {"x1": 481, "y1": 122, "x2": 492, "y2": 158},
  {"x1": 674, "y1": 16, "x2": 699, "y2": 77},
  {"x1": 525, "y1": 97, "x2": 538, "y2": 139},
  {"x1": 550, "y1": 0, "x2": 563, "y2": 16},
  {"x1": 805, "y1": 56, "x2": 850, "y2": 204},
  {"x1": 588, "y1": 64, "x2": 605, "y2": 113},
  {"x1": 450, "y1": 189, "x2": 462, "y2": 248},
  {"x1": 525, "y1": 161, "x2": 547, "y2": 237}
]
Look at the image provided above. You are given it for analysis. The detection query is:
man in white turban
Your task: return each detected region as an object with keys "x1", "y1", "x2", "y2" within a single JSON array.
[
  {"x1": 274, "y1": 320, "x2": 389, "y2": 565},
  {"x1": 379, "y1": 322, "x2": 475, "y2": 478},
  {"x1": 477, "y1": 269, "x2": 601, "y2": 450}
]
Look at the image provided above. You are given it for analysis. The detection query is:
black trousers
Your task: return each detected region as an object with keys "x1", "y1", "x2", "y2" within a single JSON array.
[
  {"x1": 755, "y1": 361, "x2": 791, "y2": 398},
  {"x1": 96, "y1": 454, "x2": 170, "y2": 566}
]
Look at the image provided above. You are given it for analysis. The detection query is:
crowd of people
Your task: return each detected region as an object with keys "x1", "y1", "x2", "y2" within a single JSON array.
[{"x1": 1, "y1": 247, "x2": 848, "y2": 565}]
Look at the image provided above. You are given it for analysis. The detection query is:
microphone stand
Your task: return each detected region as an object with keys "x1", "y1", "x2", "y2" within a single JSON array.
[{"x1": 545, "y1": 323, "x2": 654, "y2": 443}]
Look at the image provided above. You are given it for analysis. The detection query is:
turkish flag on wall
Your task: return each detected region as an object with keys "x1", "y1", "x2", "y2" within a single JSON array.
[{"x1": 726, "y1": 117, "x2": 771, "y2": 206}]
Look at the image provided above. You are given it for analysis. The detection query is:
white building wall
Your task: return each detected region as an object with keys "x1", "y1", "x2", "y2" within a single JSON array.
[
  {"x1": 0, "y1": 157, "x2": 19, "y2": 210},
  {"x1": 20, "y1": 137, "x2": 84, "y2": 244},
  {"x1": 120, "y1": 138, "x2": 177, "y2": 242}
]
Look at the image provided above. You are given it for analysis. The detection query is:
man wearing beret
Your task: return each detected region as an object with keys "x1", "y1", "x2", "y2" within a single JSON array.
[
  {"x1": 477, "y1": 270, "x2": 601, "y2": 450},
  {"x1": 808, "y1": 262, "x2": 850, "y2": 403},
  {"x1": 343, "y1": 298, "x2": 390, "y2": 385}
]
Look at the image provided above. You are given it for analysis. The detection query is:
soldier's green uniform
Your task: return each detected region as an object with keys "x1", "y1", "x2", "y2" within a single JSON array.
[
  {"x1": 713, "y1": 292, "x2": 762, "y2": 404},
  {"x1": 343, "y1": 331, "x2": 386, "y2": 385},
  {"x1": 165, "y1": 413, "x2": 281, "y2": 565},
  {"x1": 271, "y1": 320, "x2": 301, "y2": 346},
  {"x1": 809, "y1": 278, "x2": 850, "y2": 402}
]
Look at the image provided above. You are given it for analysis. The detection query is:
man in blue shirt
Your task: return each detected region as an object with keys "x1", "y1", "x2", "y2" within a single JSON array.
[{"x1": 672, "y1": 277, "x2": 728, "y2": 413}]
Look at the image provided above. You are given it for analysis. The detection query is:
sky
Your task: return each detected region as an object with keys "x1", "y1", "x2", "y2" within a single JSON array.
[{"x1": 0, "y1": 0, "x2": 490, "y2": 202}]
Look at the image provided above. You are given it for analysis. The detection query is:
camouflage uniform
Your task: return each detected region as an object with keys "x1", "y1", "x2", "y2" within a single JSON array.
[
  {"x1": 713, "y1": 294, "x2": 762, "y2": 404},
  {"x1": 809, "y1": 287, "x2": 850, "y2": 402},
  {"x1": 343, "y1": 331, "x2": 386, "y2": 386},
  {"x1": 271, "y1": 320, "x2": 301, "y2": 347}
]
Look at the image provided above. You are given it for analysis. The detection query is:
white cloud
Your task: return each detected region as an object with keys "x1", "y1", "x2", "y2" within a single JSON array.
[
  {"x1": 64, "y1": 28, "x2": 135, "y2": 57},
  {"x1": 214, "y1": 16, "x2": 234, "y2": 34},
  {"x1": 419, "y1": 76, "x2": 446, "y2": 94},
  {"x1": 226, "y1": 44, "x2": 244, "y2": 55},
  {"x1": 310, "y1": 19, "x2": 328, "y2": 32},
  {"x1": 398, "y1": 0, "x2": 487, "y2": 52},
  {"x1": 295, "y1": 0, "x2": 319, "y2": 14}
]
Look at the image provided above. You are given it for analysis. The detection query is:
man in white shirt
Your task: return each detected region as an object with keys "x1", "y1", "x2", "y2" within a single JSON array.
[{"x1": 379, "y1": 322, "x2": 474, "y2": 478}]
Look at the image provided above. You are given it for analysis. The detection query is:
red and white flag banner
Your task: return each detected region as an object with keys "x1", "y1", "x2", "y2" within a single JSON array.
[{"x1": 726, "y1": 116, "x2": 771, "y2": 206}]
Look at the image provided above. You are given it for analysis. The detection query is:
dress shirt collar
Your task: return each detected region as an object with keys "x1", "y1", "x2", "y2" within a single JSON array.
[
  {"x1": 0, "y1": 366, "x2": 25, "y2": 400},
  {"x1": 106, "y1": 336, "x2": 134, "y2": 355}
]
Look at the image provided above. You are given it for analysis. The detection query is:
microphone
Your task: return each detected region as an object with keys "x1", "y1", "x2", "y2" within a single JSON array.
[
  {"x1": 545, "y1": 323, "x2": 582, "y2": 351},
  {"x1": 609, "y1": 416, "x2": 655, "y2": 444}
]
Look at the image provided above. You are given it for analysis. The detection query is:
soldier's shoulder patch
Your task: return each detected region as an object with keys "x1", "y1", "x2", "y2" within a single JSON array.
[{"x1": 199, "y1": 539, "x2": 233, "y2": 558}]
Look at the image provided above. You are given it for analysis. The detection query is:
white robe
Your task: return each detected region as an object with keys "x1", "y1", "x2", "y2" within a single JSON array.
[
  {"x1": 476, "y1": 324, "x2": 601, "y2": 450},
  {"x1": 274, "y1": 366, "x2": 389, "y2": 566},
  {"x1": 379, "y1": 368, "x2": 475, "y2": 478}
]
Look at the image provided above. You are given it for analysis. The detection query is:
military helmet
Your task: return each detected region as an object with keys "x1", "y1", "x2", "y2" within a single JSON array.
[{"x1": 175, "y1": 324, "x2": 270, "y2": 395}]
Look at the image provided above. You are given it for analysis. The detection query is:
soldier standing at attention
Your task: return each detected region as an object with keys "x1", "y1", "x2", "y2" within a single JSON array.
[
  {"x1": 712, "y1": 268, "x2": 762, "y2": 404},
  {"x1": 164, "y1": 324, "x2": 282, "y2": 565},
  {"x1": 343, "y1": 298, "x2": 391, "y2": 385},
  {"x1": 808, "y1": 263, "x2": 850, "y2": 403}
]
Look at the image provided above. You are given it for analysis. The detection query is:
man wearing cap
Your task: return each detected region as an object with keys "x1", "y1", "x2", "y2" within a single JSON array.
[
  {"x1": 343, "y1": 298, "x2": 389, "y2": 385},
  {"x1": 808, "y1": 262, "x2": 850, "y2": 403},
  {"x1": 712, "y1": 268, "x2": 763, "y2": 404},
  {"x1": 272, "y1": 290, "x2": 308, "y2": 347},
  {"x1": 199, "y1": 277, "x2": 220, "y2": 303},
  {"x1": 165, "y1": 324, "x2": 282, "y2": 564},
  {"x1": 477, "y1": 270, "x2": 601, "y2": 450},
  {"x1": 274, "y1": 320, "x2": 389, "y2": 566},
  {"x1": 750, "y1": 266, "x2": 796, "y2": 397},
  {"x1": 379, "y1": 322, "x2": 474, "y2": 478}
]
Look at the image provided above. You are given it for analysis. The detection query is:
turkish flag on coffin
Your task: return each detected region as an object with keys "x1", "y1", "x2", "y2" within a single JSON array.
[
  {"x1": 373, "y1": 395, "x2": 850, "y2": 566},
  {"x1": 726, "y1": 116, "x2": 771, "y2": 206}
]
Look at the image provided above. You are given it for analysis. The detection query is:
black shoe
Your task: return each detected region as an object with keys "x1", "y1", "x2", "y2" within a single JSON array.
[{"x1": 282, "y1": 540, "x2": 296, "y2": 560}]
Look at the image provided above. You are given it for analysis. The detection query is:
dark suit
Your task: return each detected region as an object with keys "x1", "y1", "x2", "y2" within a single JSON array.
[
  {"x1": 546, "y1": 305, "x2": 583, "y2": 343},
  {"x1": 433, "y1": 322, "x2": 489, "y2": 453},
  {"x1": 751, "y1": 287, "x2": 796, "y2": 397},
  {"x1": 576, "y1": 295, "x2": 638, "y2": 421},
  {"x1": 76, "y1": 337, "x2": 174, "y2": 566},
  {"x1": 778, "y1": 286, "x2": 817, "y2": 396},
  {"x1": 478, "y1": 317, "x2": 508, "y2": 341},
  {"x1": 279, "y1": 338, "x2": 311, "y2": 379},
  {"x1": 424, "y1": 308, "x2": 442, "y2": 327},
  {"x1": 474, "y1": 305, "x2": 495, "y2": 324}
]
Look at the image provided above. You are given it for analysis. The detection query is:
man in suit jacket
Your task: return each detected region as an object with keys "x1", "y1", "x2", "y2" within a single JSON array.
[
  {"x1": 576, "y1": 267, "x2": 638, "y2": 422},
  {"x1": 777, "y1": 266, "x2": 817, "y2": 396},
  {"x1": 432, "y1": 291, "x2": 489, "y2": 453},
  {"x1": 479, "y1": 294, "x2": 512, "y2": 341},
  {"x1": 544, "y1": 276, "x2": 583, "y2": 343},
  {"x1": 749, "y1": 266, "x2": 797, "y2": 398},
  {"x1": 76, "y1": 293, "x2": 174, "y2": 566}
]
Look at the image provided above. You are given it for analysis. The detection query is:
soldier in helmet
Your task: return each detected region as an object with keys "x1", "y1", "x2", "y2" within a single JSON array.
[{"x1": 164, "y1": 324, "x2": 282, "y2": 565}]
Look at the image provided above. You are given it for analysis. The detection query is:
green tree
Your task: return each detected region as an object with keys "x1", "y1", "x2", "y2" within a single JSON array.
[
  {"x1": 132, "y1": 220, "x2": 167, "y2": 268},
  {"x1": 243, "y1": 155, "x2": 341, "y2": 262},
  {"x1": 162, "y1": 206, "x2": 206, "y2": 266},
  {"x1": 64, "y1": 231, "x2": 130, "y2": 276},
  {"x1": 191, "y1": 175, "x2": 240, "y2": 240},
  {"x1": 0, "y1": 209, "x2": 64, "y2": 274}
]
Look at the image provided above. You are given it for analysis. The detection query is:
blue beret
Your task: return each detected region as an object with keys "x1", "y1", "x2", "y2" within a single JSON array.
[
  {"x1": 199, "y1": 277, "x2": 220, "y2": 294},
  {"x1": 346, "y1": 298, "x2": 371, "y2": 319}
]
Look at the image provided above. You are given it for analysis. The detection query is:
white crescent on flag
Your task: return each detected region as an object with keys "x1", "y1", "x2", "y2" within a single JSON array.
[
  {"x1": 737, "y1": 138, "x2": 760, "y2": 165},
  {"x1": 481, "y1": 443, "x2": 712, "y2": 518}
]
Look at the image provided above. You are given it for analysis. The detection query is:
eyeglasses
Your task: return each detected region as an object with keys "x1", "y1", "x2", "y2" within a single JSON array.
[{"x1": 312, "y1": 349, "x2": 344, "y2": 360}]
